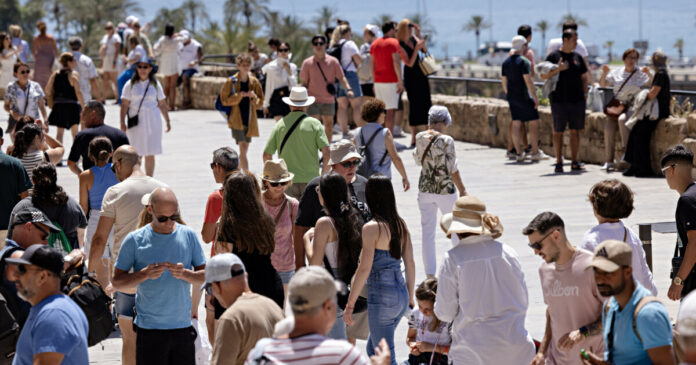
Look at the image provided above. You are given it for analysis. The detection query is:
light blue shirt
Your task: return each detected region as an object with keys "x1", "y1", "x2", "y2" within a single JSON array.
[
  {"x1": 602, "y1": 282, "x2": 673, "y2": 364},
  {"x1": 13, "y1": 295, "x2": 89, "y2": 365},
  {"x1": 115, "y1": 224, "x2": 206, "y2": 330},
  {"x1": 11, "y1": 38, "x2": 30, "y2": 63}
]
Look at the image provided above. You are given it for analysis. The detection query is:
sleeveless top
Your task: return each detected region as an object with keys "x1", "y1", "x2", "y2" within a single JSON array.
[
  {"x1": 53, "y1": 70, "x2": 78, "y2": 103},
  {"x1": 324, "y1": 218, "x2": 339, "y2": 269},
  {"x1": 19, "y1": 150, "x2": 45, "y2": 177},
  {"x1": 357, "y1": 122, "x2": 391, "y2": 178},
  {"x1": 88, "y1": 163, "x2": 119, "y2": 210}
]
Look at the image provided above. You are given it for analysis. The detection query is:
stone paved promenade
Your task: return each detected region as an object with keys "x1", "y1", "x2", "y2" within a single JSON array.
[{"x1": 1, "y1": 102, "x2": 684, "y2": 363}]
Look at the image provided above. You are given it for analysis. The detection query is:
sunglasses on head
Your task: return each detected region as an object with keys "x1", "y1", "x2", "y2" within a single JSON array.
[
  {"x1": 155, "y1": 214, "x2": 181, "y2": 223},
  {"x1": 528, "y1": 229, "x2": 557, "y2": 251},
  {"x1": 340, "y1": 160, "x2": 360, "y2": 168},
  {"x1": 278, "y1": 48, "x2": 290, "y2": 53},
  {"x1": 268, "y1": 181, "x2": 289, "y2": 187}
]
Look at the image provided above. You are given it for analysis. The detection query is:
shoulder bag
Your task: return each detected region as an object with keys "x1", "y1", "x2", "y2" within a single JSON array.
[
  {"x1": 279, "y1": 114, "x2": 308, "y2": 154},
  {"x1": 316, "y1": 61, "x2": 336, "y2": 96},
  {"x1": 127, "y1": 82, "x2": 150, "y2": 129},
  {"x1": 418, "y1": 51, "x2": 441, "y2": 76},
  {"x1": 603, "y1": 69, "x2": 636, "y2": 119}
]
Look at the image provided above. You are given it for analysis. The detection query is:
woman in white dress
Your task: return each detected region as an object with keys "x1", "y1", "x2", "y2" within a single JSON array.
[
  {"x1": 119, "y1": 59, "x2": 171, "y2": 177},
  {"x1": 153, "y1": 24, "x2": 183, "y2": 111},
  {"x1": 99, "y1": 22, "x2": 121, "y2": 102},
  {"x1": 0, "y1": 32, "x2": 20, "y2": 92},
  {"x1": 261, "y1": 41, "x2": 297, "y2": 121}
]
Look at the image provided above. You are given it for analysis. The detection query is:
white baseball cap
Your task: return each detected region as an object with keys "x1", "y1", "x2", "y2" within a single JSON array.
[{"x1": 511, "y1": 35, "x2": 527, "y2": 51}]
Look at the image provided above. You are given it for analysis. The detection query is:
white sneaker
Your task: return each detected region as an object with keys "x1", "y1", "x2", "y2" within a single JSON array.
[
  {"x1": 393, "y1": 126, "x2": 404, "y2": 137},
  {"x1": 530, "y1": 151, "x2": 551, "y2": 161},
  {"x1": 516, "y1": 152, "x2": 526, "y2": 162},
  {"x1": 601, "y1": 162, "x2": 616, "y2": 171},
  {"x1": 506, "y1": 150, "x2": 517, "y2": 160}
]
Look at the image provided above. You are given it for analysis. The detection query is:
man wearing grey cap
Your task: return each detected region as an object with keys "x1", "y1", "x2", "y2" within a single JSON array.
[
  {"x1": 201, "y1": 253, "x2": 283, "y2": 365},
  {"x1": 246, "y1": 266, "x2": 390, "y2": 365},
  {"x1": 582, "y1": 240, "x2": 674, "y2": 365}
]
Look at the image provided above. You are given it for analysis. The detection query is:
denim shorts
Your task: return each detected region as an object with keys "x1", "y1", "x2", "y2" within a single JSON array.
[
  {"x1": 336, "y1": 71, "x2": 363, "y2": 98},
  {"x1": 277, "y1": 270, "x2": 295, "y2": 285},
  {"x1": 114, "y1": 291, "x2": 136, "y2": 319}
]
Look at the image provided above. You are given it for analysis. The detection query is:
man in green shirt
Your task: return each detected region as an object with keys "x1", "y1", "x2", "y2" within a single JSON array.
[{"x1": 263, "y1": 86, "x2": 330, "y2": 199}]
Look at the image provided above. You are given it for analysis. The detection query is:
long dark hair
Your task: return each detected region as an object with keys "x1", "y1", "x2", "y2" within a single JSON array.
[
  {"x1": 31, "y1": 163, "x2": 68, "y2": 206},
  {"x1": 164, "y1": 24, "x2": 175, "y2": 37},
  {"x1": 319, "y1": 172, "x2": 362, "y2": 283},
  {"x1": 130, "y1": 62, "x2": 157, "y2": 85},
  {"x1": 0, "y1": 32, "x2": 9, "y2": 53},
  {"x1": 11, "y1": 123, "x2": 42, "y2": 159},
  {"x1": 365, "y1": 174, "x2": 408, "y2": 259},
  {"x1": 217, "y1": 171, "x2": 276, "y2": 255},
  {"x1": 416, "y1": 278, "x2": 442, "y2": 332}
]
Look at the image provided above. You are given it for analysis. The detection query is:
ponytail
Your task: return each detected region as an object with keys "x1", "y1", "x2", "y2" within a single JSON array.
[
  {"x1": 88, "y1": 136, "x2": 113, "y2": 166},
  {"x1": 11, "y1": 123, "x2": 42, "y2": 159}
]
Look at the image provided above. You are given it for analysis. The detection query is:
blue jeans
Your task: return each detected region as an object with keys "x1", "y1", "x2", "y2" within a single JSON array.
[
  {"x1": 366, "y1": 267, "x2": 408, "y2": 365},
  {"x1": 327, "y1": 305, "x2": 347, "y2": 340},
  {"x1": 117, "y1": 67, "x2": 135, "y2": 103}
]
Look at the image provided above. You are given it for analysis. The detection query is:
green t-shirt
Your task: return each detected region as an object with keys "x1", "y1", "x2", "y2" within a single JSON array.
[{"x1": 264, "y1": 111, "x2": 329, "y2": 183}]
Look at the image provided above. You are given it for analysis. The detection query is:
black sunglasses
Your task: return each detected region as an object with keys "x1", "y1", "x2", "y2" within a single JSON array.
[
  {"x1": 528, "y1": 229, "x2": 557, "y2": 250},
  {"x1": 32, "y1": 223, "x2": 49, "y2": 241},
  {"x1": 278, "y1": 48, "x2": 290, "y2": 52},
  {"x1": 210, "y1": 162, "x2": 217, "y2": 170},
  {"x1": 19, "y1": 70, "x2": 30, "y2": 75},
  {"x1": 137, "y1": 65, "x2": 151, "y2": 69},
  {"x1": 312, "y1": 41, "x2": 326, "y2": 46},
  {"x1": 268, "y1": 181, "x2": 289, "y2": 187},
  {"x1": 155, "y1": 214, "x2": 181, "y2": 223},
  {"x1": 17, "y1": 264, "x2": 42, "y2": 276},
  {"x1": 340, "y1": 160, "x2": 360, "y2": 168},
  {"x1": 111, "y1": 158, "x2": 122, "y2": 174}
]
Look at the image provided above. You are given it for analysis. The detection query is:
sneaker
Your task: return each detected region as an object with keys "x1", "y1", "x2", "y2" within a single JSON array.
[
  {"x1": 516, "y1": 152, "x2": 526, "y2": 162},
  {"x1": 506, "y1": 150, "x2": 517, "y2": 160},
  {"x1": 601, "y1": 162, "x2": 616, "y2": 171},
  {"x1": 342, "y1": 131, "x2": 354, "y2": 140},
  {"x1": 393, "y1": 126, "x2": 404, "y2": 138},
  {"x1": 554, "y1": 163, "x2": 564, "y2": 173},
  {"x1": 530, "y1": 151, "x2": 551, "y2": 161},
  {"x1": 571, "y1": 161, "x2": 585, "y2": 171}
]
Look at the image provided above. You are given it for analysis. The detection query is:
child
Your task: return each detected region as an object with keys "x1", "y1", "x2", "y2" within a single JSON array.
[{"x1": 406, "y1": 278, "x2": 451, "y2": 365}]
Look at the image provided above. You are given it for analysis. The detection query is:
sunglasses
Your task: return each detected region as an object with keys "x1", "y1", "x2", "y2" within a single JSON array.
[
  {"x1": 278, "y1": 48, "x2": 290, "y2": 53},
  {"x1": 137, "y1": 65, "x2": 152, "y2": 69},
  {"x1": 268, "y1": 181, "x2": 289, "y2": 187},
  {"x1": 111, "y1": 158, "x2": 122, "y2": 174},
  {"x1": 312, "y1": 41, "x2": 326, "y2": 46},
  {"x1": 210, "y1": 162, "x2": 217, "y2": 170},
  {"x1": 661, "y1": 164, "x2": 676, "y2": 175},
  {"x1": 32, "y1": 223, "x2": 49, "y2": 241},
  {"x1": 19, "y1": 70, "x2": 30, "y2": 75},
  {"x1": 155, "y1": 214, "x2": 181, "y2": 223},
  {"x1": 528, "y1": 229, "x2": 557, "y2": 251},
  {"x1": 17, "y1": 264, "x2": 42, "y2": 276},
  {"x1": 340, "y1": 160, "x2": 361, "y2": 168},
  {"x1": 203, "y1": 268, "x2": 245, "y2": 295}
]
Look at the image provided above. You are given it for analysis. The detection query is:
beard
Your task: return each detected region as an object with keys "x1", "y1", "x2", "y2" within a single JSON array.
[
  {"x1": 597, "y1": 275, "x2": 626, "y2": 297},
  {"x1": 15, "y1": 281, "x2": 35, "y2": 302}
]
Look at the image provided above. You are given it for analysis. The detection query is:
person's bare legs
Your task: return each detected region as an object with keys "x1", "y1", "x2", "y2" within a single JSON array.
[
  {"x1": 411, "y1": 125, "x2": 426, "y2": 146},
  {"x1": 553, "y1": 131, "x2": 564, "y2": 164},
  {"x1": 507, "y1": 123, "x2": 515, "y2": 153},
  {"x1": 394, "y1": 108, "x2": 404, "y2": 134},
  {"x1": 182, "y1": 74, "x2": 192, "y2": 107},
  {"x1": 385, "y1": 109, "x2": 395, "y2": 132},
  {"x1": 118, "y1": 317, "x2": 136, "y2": 365},
  {"x1": 570, "y1": 129, "x2": 581, "y2": 162},
  {"x1": 56, "y1": 127, "x2": 65, "y2": 145},
  {"x1": 511, "y1": 120, "x2": 524, "y2": 154},
  {"x1": 103, "y1": 71, "x2": 117, "y2": 101},
  {"x1": 349, "y1": 97, "x2": 363, "y2": 127},
  {"x1": 144, "y1": 155, "x2": 155, "y2": 177},
  {"x1": 166, "y1": 75, "x2": 178, "y2": 110},
  {"x1": 336, "y1": 97, "x2": 350, "y2": 134},
  {"x1": 70, "y1": 124, "x2": 79, "y2": 137},
  {"x1": 528, "y1": 120, "x2": 540, "y2": 155},
  {"x1": 238, "y1": 141, "x2": 249, "y2": 170},
  {"x1": 520, "y1": 122, "x2": 528, "y2": 150},
  {"x1": 604, "y1": 118, "x2": 618, "y2": 164},
  {"x1": 319, "y1": 115, "x2": 334, "y2": 143}
]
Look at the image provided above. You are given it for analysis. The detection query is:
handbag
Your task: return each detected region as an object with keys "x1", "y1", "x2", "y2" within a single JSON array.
[
  {"x1": 418, "y1": 51, "x2": 441, "y2": 76},
  {"x1": 316, "y1": 61, "x2": 336, "y2": 96},
  {"x1": 127, "y1": 82, "x2": 150, "y2": 128},
  {"x1": 604, "y1": 69, "x2": 636, "y2": 119},
  {"x1": 322, "y1": 255, "x2": 367, "y2": 314}
]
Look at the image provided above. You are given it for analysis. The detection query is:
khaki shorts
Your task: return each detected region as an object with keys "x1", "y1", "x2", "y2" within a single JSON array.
[
  {"x1": 374, "y1": 82, "x2": 399, "y2": 110},
  {"x1": 285, "y1": 183, "x2": 307, "y2": 200},
  {"x1": 307, "y1": 103, "x2": 336, "y2": 117},
  {"x1": 231, "y1": 127, "x2": 252, "y2": 144}
]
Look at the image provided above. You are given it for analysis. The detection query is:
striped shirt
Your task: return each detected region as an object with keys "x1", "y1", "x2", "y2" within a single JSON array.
[
  {"x1": 19, "y1": 150, "x2": 45, "y2": 178},
  {"x1": 245, "y1": 334, "x2": 368, "y2": 365}
]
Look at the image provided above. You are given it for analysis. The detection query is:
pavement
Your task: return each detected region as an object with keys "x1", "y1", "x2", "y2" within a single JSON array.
[{"x1": 1, "y1": 101, "x2": 684, "y2": 363}]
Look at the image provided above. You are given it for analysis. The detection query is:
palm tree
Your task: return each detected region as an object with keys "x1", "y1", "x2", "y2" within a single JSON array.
[
  {"x1": 150, "y1": 7, "x2": 187, "y2": 39},
  {"x1": 181, "y1": 0, "x2": 207, "y2": 33},
  {"x1": 558, "y1": 13, "x2": 588, "y2": 29},
  {"x1": 535, "y1": 20, "x2": 549, "y2": 57},
  {"x1": 224, "y1": 0, "x2": 269, "y2": 30},
  {"x1": 372, "y1": 14, "x2": 394, "y2": 29},
  {"x1": 312, "y1": 6, "x2": 335, "y2": 33},
  {"x1": 604, "y1": 40, "x2": 614, "y2": 62},
  {"x1": 407, "y1": 13, "x2": 437, "y2": 45},
  {"x1": 61, "y1": 0, "x2": 141, "y2": 54},
  {"x1": 674, "y1": 38, "x2": 684, "y2": 59},
  {"x1": 463, "y1": 15, "x2": 490, "y2": 54}
]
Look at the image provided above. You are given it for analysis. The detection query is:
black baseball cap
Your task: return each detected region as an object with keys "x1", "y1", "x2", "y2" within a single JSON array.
[
  {"x1": 6, "y1": 244, "x2": 64, "y2": 276},
  {"x1": 9, "y1": 207, "x2": 59, "y2": 232}
]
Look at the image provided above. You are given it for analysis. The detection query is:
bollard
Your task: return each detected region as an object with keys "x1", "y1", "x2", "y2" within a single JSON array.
[
  {"x1": 639, "y1": 224, "x2": 653, "y2": 272},
  {"x1": 488, "y1": 114, "x2": 497, "y2": 135}
]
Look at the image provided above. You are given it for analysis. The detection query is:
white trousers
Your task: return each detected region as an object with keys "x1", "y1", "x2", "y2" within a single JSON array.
[
  {"x1": 84, "y1": 209, "x2": 113, "y2": 261},
  {"x1": 417, "y1": 191, "x2": 458, "y2": 276}
]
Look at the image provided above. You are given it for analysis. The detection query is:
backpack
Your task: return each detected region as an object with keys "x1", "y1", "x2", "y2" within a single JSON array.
[
  {"x1": 356, "y1": 127, "x2": 388, "y2": 178},
  {"x1": 62, "y1": 269, "x2": 113, "y2": 347},
  {"x1": 214, "y1": 76, "x2": 237, "y2": 120},
  {"x1": 327, "y1": 40, "x2": 349, "y2": 69},
  {"x1": 0, "y1": 292, "x2": 19, "y2": 365},
  {"x1": 47, "y1": 221, "x2": 73, "y2": 257}
]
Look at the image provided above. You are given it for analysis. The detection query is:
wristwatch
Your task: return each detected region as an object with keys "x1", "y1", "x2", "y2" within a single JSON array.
[
  {"x1": 579, "y1": 326, "x2": 590, "y2": 338},
  {"x1": 674, "y1": 276, "x2": 684, "y2": 286}
]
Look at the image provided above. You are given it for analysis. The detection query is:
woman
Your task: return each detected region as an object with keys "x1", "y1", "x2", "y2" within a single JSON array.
[
  {"x1": 309, "y1": 172, "x2": 364, "y2": 340},
  {"x1": 3, "y1": 63, "x2": 47, "y2": 136},
  {"x1": 117, "y1": 36, "x2": 147, "y2": 103},
  {"x1": 119, "y1": 58, "x2": 171, "y2": 177},
  {"x1": 345, "y1": 174, "x2": 416, "y2": 365},
  {"x1": 248, "y1": 41, "x2": 268, "y2": 81},
  {"x1": 0, "y1": 32, "x2": 20, "y2": 92},
  {"x1": 261, "y1": 159, "x2": 299, "y2": 302},
  {"x1": 46, "y1": 52, "x2": 84, "y2": 146},
  {"x1": 355, "y1": 98, "x2": 409, "y2": 189},
  {"x1": 623, "y1": 51, "x2": 671, "y2": 177},
  {"x1": 406, "y1": 278, "x2": 451, "y2": 365},
  {"x1": 32, "y1": 21, "x2": 58, "y2": 90},
  {"x1": 359, "y1": 24, "x2": 378, "y2": 98},
  {"x1": 580, "y1": 179, "x2": 657, "y2": 294},
  {"x1": 99, "y1": 22, "x2": 122, "y2": 103},
  {"x1": 599, "y1": 48, "x2": 651, "y2": 171},
  {"x1": 79, "y1": 137, "x2": 118, "y2": 287},
  {"x1": 153, "y1": 24, "x2": 183, "y2": 111},
  {"x1": 397, "y1": 19, "x2": 430, "y2": 147},
  {"x1": 261, "y1": 41, "x2": 297, "y2": 121},
  {"x1": 216, "y1": 170, "x2": 284, "y2": 308},
  {"x1": 9, "y1": 121, "x2": 64, "y2": 176},
  {"x1": 413, "y1": 106, "x2": 467, "y2": 277},
  {"x1": 330, "y1": 24, "x2": 363, "y2": 131}
]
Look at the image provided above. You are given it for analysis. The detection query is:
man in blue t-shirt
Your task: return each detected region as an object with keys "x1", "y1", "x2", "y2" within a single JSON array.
[
  {"x1": 113, "y1": 187, "x2": 206, "y2": 365},
  {"x1": 7, "y1": 244, "x2": 89, "y2": 365},
  {"x1": 584, "y1": 240, "x2": 674, "y2": 365}
]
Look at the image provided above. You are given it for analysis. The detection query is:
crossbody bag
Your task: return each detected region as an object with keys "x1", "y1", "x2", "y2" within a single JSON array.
[
  {"x1": 279, "y1": 114, "x2": 308, "y2": 154},
  {"x1": 316, "y1": 61, "x2": 336, "y2": 96},
  {"x1": 604, "y1": 69, "x2": 637, "y2": 119},
  {"x1": 127, "y1": 83, "x2": 150, "y2": 129}
]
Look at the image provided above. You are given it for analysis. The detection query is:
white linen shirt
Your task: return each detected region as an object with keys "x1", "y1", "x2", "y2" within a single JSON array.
[
  {"x1": 434, "y1": 234, "x2": 536, "y2": 365},
  {"x1": 72, "y1": 51, "x2": 98, "y2": 101},
  {"x1": 178, "y1": 39, "x2": 202, "y2": 72},
  {"x1": 581, "y1": 221, "x2": 657, "y2": 295},
  {"x1": 261, "y1": 59, "x2": 298, "y2": 108}
]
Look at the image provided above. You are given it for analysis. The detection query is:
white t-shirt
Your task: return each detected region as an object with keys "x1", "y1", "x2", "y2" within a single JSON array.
[
  {"x1": 244, "y1": 334, "x2": 368, "y2": 365},
  {"x1": 408, "y1": 308, "x2": 453, "y2": 346},
  {"x1": 546, "y1": 38, "x2": 588, "y2": 58},
  {"x1": 340, "y1": 40, "x2": 359, "y2": 72},
  {"x1": 127, "y1": 45, "x2": 147, "y2": 66},
  {"x1": 72, "y1": 52, "x2": 98, "y2": 101},
  {"x1": 179, "y1": 39, "x2": 202, "y2": 71},
  {"x1": 605, "y1": 67, "x2": 651, "y2": 102},
  {"x1": 100, "y1": 33, "x2": 122, "y2": 57}
]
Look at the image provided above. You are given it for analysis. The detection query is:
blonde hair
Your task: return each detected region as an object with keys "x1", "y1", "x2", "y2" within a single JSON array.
[
  {"x1": 58, "y1": 52, "x2": 74, "y2": 67},
  {"x1": 330, "y1": 24, "x2": 351, "y2": 48},
  {"x1": 235, "y1": 52, "x2": 252, "y2": 66},
  {"x1": 9, "y1": 25, "x2": 22, "y2": 38},
  {"x1": 396, "y1": 19, "x2": 411, "y2": 41}
]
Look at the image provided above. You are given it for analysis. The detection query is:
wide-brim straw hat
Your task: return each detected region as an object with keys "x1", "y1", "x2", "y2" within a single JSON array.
[
  {"x1": 440, "y1": 195, "x2": 503, "y2": 239},
  {"x1": 282, "y1": 86, "x2": 315, "y2": 107},
  {"x1": 263, "y1": 159, "x2": 294, "y2": 183}
]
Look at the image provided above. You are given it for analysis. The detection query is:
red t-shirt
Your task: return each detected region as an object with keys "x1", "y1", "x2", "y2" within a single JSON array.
[
  {"x1": 204, "y1": 189, "x2": 223, "y2": 255},
  {"x1": 370, "y1": 37, "x2": 401, "y2": 83}
]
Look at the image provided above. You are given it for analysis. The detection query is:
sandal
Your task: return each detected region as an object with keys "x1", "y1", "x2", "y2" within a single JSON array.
[
  {"x1": 571, "y1": 161, "x2": 585, "y2": 171},
  {"x1": 554, "y1": 163, "x2": 563, "y2": 173}
]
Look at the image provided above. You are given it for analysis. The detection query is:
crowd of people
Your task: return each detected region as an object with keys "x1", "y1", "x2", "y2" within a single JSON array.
[{"x1": 0, "y1": 13, "x2": 691, "y2": 365}]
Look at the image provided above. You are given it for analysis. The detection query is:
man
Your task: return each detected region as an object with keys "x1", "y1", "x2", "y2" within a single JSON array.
[
  {"x1": 300, "y1": 34, "x2": 355, "y2": 142},
  {"x1": 294, "y1": 139, "x2": 370, "y2": 269},
  {"x1": 540, "y1": 29, "x2": 591, "y2": 173},
  {"x1": 113, "y1": 187, "x2": 206, "y2": 365},
  {"x1": 0, "y1": 127, "x2": 32, "y2": 242},
  {"x1": 201, "y1": 253, "x2": 284, "y2": 365},
  {"x1": 68, "y1": 36, "x2": 101, "y2": 103},
  {"x1": 502, "y1": 35, "x2": 542, "y2": 163},
  {"x1": 523, "y1": 212, "x2": 604, "y2": 365},
  {"x1": 662, "y1": 145, "x2": 696, "y2": 301},
  {"x1": 130, "y1": 20, "x2": 153, "y2": 59},
  {"x1": 246, "y1": 266, "x2": 389, "y2": 365},
  {"x1": 8, "y1": 245, "x2": 89, "y2": 365},
  {"x1": 67, "y1": 101, "x2": 129, "y2": 175},
  {"x1": 546, "y1": 21, "x2": 589, "y2": 59},
  {"x1": 202, "y1": 147, "x2": 239, "y2": 244},
  {"x1": 263, "y1": 86, "x2": 330, "y2": 200},
  {"x1": 370, "y1": 21, "x2": 404, "y2": 133},
  {"x1": 435, "y1": 195, "x2": 535, "y2": 364},
  {"x1": 177, "y1": 30, "x2": 203, "y2": 109},
  {"x1": 583, "y1": 240, "x2": 674, "y2": 365},
  {"x1": 87, "y1": 145, "x2": 166, "y2": 365},
  {"x1": 676, "y1": 291, "x2": 696, "y2": 363},
  {"x1": 9, "y1": 25, "x2": 30, "y2": 63}
]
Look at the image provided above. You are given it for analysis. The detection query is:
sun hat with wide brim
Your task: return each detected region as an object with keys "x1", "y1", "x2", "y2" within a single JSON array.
[
  {"x1": 440, "y1": 195, "x2": 503, "y2": 239},
  {"x1": 282, "y1": 86, "x2": 316, "y2": 107},
  {"x1": 263, "y1": 159, "x2": 294, "y2": 183}
]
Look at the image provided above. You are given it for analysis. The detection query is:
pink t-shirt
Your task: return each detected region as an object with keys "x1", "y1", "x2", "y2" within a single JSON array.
[
  {"x1": 263, "y1": 195, "x2": 299, "y2": 272},
  {"x1": 539, "y1": 249, "x2": 605, "y2": 365},
  {"x1": 300, "y1": 55, "x2": 345, "y2": 104}
]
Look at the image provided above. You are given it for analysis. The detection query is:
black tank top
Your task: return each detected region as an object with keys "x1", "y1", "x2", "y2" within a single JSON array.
[{"x1": 53, "y1": 69, "x2": 77, "y2": 102}]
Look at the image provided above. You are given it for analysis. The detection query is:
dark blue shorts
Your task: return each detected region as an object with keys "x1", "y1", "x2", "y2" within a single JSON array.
[
  {"x1": 551, "y1": 101, "x2": 586, "y2": 132},
  {"x1": 508, "y1": 97, "x2": 539, "y2": 122}
]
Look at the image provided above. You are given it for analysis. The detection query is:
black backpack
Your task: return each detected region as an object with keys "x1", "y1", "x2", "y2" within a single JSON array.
[
  {"x1": 0, "y1": 293, "x2": 20, "y2": 365},
  {"x1": 327, "y1": 40, "x2": 347, "y2": 68},
  {"x1": 62, "y1": 270, "x2": 113, "y2": 347},
  {"x1": 357, "y1": 127, "x2": 389, "y2": 178}
]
